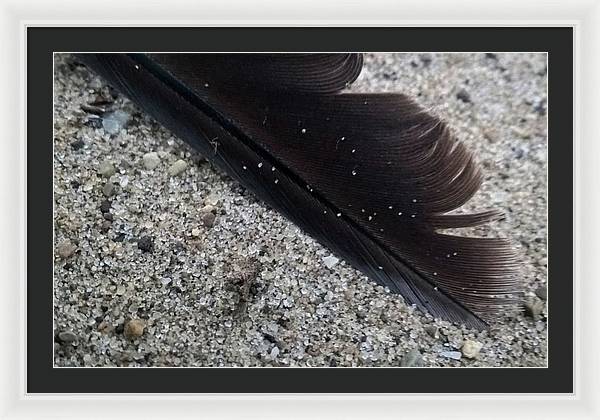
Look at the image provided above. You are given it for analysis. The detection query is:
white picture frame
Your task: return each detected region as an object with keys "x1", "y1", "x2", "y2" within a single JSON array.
[{"x1": 1, "y1": 0, "x2": 596, "y2": 418}]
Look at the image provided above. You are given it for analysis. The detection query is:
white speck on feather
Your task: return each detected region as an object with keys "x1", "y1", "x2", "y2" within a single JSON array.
[
  {"x1": 368, "y1": 216, "x2": 372, "y2": 221},
  {"x1": 242, "y1": 165, "x2": 247, "y2": 170},
  {"x1": 134, "y1": 64, "x2": 140, "y2": 70},
  {"x1": 398, "y1": 212, "x2": 403, "y2": 216},
  {"x1": 301, "y1": 128, "x2": 307, "y2": 134},
  {"x1": 351, "y1": 149, "x2": 356, "y2": 153},
  {"x1": 274, "y1": 179, "x2": 279, "y2": 184},
  {"x1": 258, "y1": 162, "x2": 263, "y2": 168},
  {"x1": 336, "y1": 213, "x2": 341, "y2": 217},
  {"x1": 351, "y1": 170, "x2": 357, "y2": 176},
  {"x1": 204, "y1": 83, "x2": 209, "y2": 87}
]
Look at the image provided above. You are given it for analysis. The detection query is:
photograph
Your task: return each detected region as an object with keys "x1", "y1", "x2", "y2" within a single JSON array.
[{"x1": 52, "y1": 52, "x2": 548, "y2": 368}]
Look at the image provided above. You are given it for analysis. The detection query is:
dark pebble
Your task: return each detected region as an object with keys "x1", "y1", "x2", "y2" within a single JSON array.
[
  {"x1": 137, "y1": 236, "x2": 154, "y2": 253},
  {"x1": 485, "y1": 53, "x2": 498, "y2": 60},
  {"x1": 100, "y1": 220, "x2": 112, "y2": 233},
  {"x1": 58, "y1": 331, "x2": 78, "y2": 343},
  {"x1": 535, "y1": 285, "x2": 547, "y2": 301},
  {"x1": 382, "y1": 71, "x2": 397, "y2": 80},
  {"x1": 329, "y1": 358, "x2": 338, "y2": 367},
  {"x1": 103, "y1": 212, "x2": 114, "y2": 221},
  {"x1": 419, "y1": 54, "x2": 432, "y2": 66},
  {"x1": 201, "y1": 211, "x2": 216, "y2": 228},
  {"x1": 100, "y1": 200, "x2": 111, "y2": 213},
  {"x1": 250, "y1": 282, "x2": 263, "y2": 296},
  {"x1": 70, "y1": 180, "x2": 81, "y2": 189},
  {"x1": 115, "y1": 323, "x2": 125, "y2": 334},
  {"x1": 424, "y1": 325, "x2": 439, "y2": 338},
  {"x1": 514, "y1": 148, "x2": 525, "y2": 159},
  {"x1": 90, "y1": 95, "x2": 114, "y2": 106},
  {"x1": 70, "y1": 139, "x2": 85, "y2": 150},
  {"x1": 537, "y1": 66, "x2": 548, "y2": 76},
  {"x1": 456, "y1": 89, "x2": 472, "y2": 103},
  {"x1": 534, "y1": 101, "x2": 546, "y2": 116},
  {"x1": 84, "y1": 116, "x2": 103, "y2": 129},
  {"x1": 114, "y1": 233, "x2": 126, "y2": 242},
  {"x1": 80, "y1": 104, "x2": 106, "y2": 115}
]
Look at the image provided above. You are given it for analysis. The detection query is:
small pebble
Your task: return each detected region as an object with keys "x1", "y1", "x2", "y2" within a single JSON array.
[
  {"x1": 456, "y1": 89, "x2": 472, "y2": 103},
  {"x1": 461, "y1": 340, "x2": 483, "y2": 359},
  {"x1": 98, "y1": 161, "x2": 116, "y2": 177},
  {"x1": 56, "y1": 240, "x2": 76, "y2": 259},
  {"x1": 102, "y1": 181, "x2": 115, "y2": 197},
  {"x1": 58, "y1": 331, "x2": 78, "y2": 343},
  {"x1": 201, "y1": 211, "x2": 216, "y2": 228},
  {"x1": 102, "y1": 110, "x2": 130, "y2": 134},
  {"x1": 142, "y1": 152, "x2": 161, "y2": 170},
  {"x1": 204, "y1": 193, "x2": 221, "y2": 207},
  {"x1": 191, "y1": 228, "x2": 201, "y2": 237},
  {"x1": 137, "y1": 236, "x2": 154, "y2": 253},
  {"x1": 322, "y1": 255, "x2": 339, "y2": 269},
  {"x1": 123, "y1": 319, "x2": 145, "y2": 339},
  {"x1": 400, "y1": 348, "x2": 424, "y2": 367},
  {"x1": 168, "y1": 159, "x2": 188, "y2": 176},
  {"x1": 100, "y1": 220, "x2": 112, "y2": 232},
  {"x1": 100, "y1": 200, "x2": 111, "y2": 213},
  {"x1": 535, "y1": 285, "x2": 547, "y2": 301},
  {"x1": 81, "y1": 104, "x2": 106, "y2": 115},
  {"x1": 70, "y1": 139, "x2": 84, "y2": 150},
  {"x1": 524, "y1": 297, "x2": 545, "y2": 320},
  {"x1": 440, "y1": 351, "x2": 462, "y2": 360},
  {"x1": 424, "y1": 325, "x2": 439, "y2": 339}
]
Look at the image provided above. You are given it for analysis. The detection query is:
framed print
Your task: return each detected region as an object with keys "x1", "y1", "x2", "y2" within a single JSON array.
[
  {"x1": 1, "y1": 0, "x2": 597, "y2": 418},
  {"x1": 32, "y1": 26, "x2": 570, "y2": 392}
]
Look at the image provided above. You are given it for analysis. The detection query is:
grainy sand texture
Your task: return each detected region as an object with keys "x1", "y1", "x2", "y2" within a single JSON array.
[{"x1": 53, "y1": 53, "x2": 547, "y2": 367}]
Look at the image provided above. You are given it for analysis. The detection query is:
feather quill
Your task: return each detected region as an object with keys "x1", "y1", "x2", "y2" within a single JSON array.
[{"x1": 78, "y1": 53, "x2": 521, "y2": 329}]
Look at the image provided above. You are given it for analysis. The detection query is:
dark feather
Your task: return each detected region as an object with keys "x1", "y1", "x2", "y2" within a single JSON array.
[{"x1": 78, "y1": 53, "x2": 521, "y2": 329}]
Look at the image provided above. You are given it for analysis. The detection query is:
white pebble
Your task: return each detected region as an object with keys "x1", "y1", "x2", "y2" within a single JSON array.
[
  {"x1": 168, "y1": 159, "x2": 188, "y2": 176},
  {"x1": 142, "y1": 152, "x2": 160, "y2": 170},
  {"x1": 322, "y1": 255, "x2": 339, "y2": 269},
  {"x1": 462, "y1": 340, "x2": 483, "y2": 359}
]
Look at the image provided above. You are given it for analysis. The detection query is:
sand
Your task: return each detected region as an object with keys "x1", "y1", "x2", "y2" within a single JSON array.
[{"x1": 53, "y1": 53, "x2": 547, "y2": 367}]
